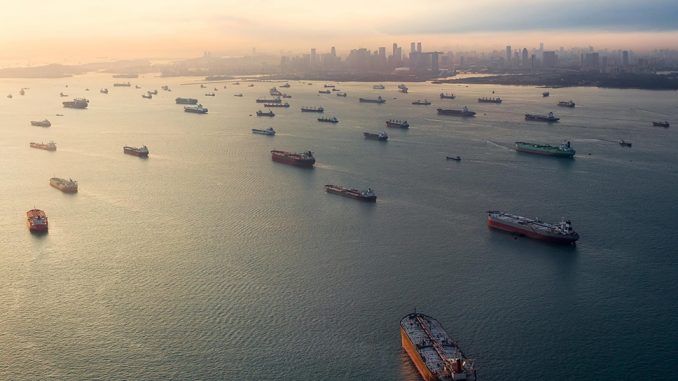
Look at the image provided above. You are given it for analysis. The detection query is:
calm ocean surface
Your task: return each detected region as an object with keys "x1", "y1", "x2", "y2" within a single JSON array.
[{"x1": 1, "y1": 74, "x2": 677, "y2": 380}]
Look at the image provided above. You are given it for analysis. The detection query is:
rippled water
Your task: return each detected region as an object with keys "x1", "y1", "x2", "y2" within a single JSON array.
[{"x1": 1, "y1": 74, "x2": 677, "y2": 380}]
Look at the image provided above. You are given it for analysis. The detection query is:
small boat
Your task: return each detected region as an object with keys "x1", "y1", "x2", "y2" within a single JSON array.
[
  {"x1": 270, "y1": 87, "x2": 282, "y2": 96},
  {"x1": 325, "y1": 185, "x2": 377, "y2": 202},
  {"x1": 301, "y1": 106, "x2": 324, "y2": 113},
  {"x1": 114, "y1": 82, "x2": 131, "y2": 87},
  {"x1": 652, "y1": 121, "x2": 670, "y2": 128},
  {"x1": 252, "y1": 127, "x2": 275, "y2": 136},
  {"x1": 142, "y1": 93, "x2": 152, "y2": 99},
  {"x1": 372, "y1": 84, "x2": 385, "y2": 90},
  {"x1": 248, "y1": 84, "x2": 254, "y2": 87},
  {"x1": 446, "y1": 156, "x2": 461, "y2": 161},
  {"x1": 256, "y1": 110, "x2": 275, "y2": 117},
  {"x1": 100, "y1": 88, "x2": 109, "y2": 94},
  {"x1": 161, "y1": 85, "x2": 171, "y2": 91},
  {"x1": 318, "y1": 116, "x2": 338, "y2": 123},
  {"x1": 412, "y1": 100, "x2": 431, "y2": 105},
  {"x1": 557, "y1": 100, "x2": 576, "y2": 108},
  {"x1": 440, "y1": 93, "x2": 456, "y2": 99},
  {"x1": 336, "y1": 92, "x2": 347, "y2": 97},
  {"x1": 398, "y1": 84, "x2": 408, "y2": 93},
  {"x1": 62, "y1": 98, "x2": 89, "y2": 109},
  {"x1": 331, "y1": 88, "x2": 340, "y2": 92},
  {"x1": 123, "y1": 145, "x2": 149, "y2": 157},
  {"x1": 176, "y1": 97, "x2": 198, "y2": 105},
  {"x1": 148, "y1": 90, "x2": 158, "y2": 95},
  {"x1": 386, "y1": 120, "x2": 409, "y2": 128},
  {"x1": 618, "y1": 140, "x2": 632, "y2": 147},
  {"x1": 363, "y1": 131, "x2": 388, "y2": 141},
  {"x1": 7, "y1": 94, "x2": 12, "y2": 98},
  {"x1": 280, "y1": 83, "x2": 291, "y2": 88},
  {"x1": 324, "y1": 84, "x2": 335, "y2": 88},
  {"x1": 27, "y1": 209, "x2": 48, "y2": 233},
  {"x1": 204, "y1": 93, "x2": 215, "y2": 96},
  {"x1": 256, "y1": 97, "x2": 281, "y2": 103},
  {"x1": 234, "y1": 93, "x2": 243, "y2": 97},
  {"x1": 282, "y1": 94, "x2": 292, "y2": 98},
  {"x1": 59, "y1": 92, "x2": 68, "y2": 97},
  {"x1": 20, "y1": 89, "x2": 25, "y2": 96},
  {"x1": 542, "y1": 91, "x2": 550, "y2": 97},
  {"x1": 30, "y1": 119, "x2": 51, "y2": 127},
  {"x1": 263, "y1": 102, "x2": 289, "y2": 108}
]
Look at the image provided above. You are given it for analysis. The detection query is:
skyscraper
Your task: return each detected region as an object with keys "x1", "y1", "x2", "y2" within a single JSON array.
[
  {"x1": 417, "y1": 42, "x2": 422, "y2": 53},
  {"x1": 410, "y1": 42, "x2": 416, "y2": 54},
  {"x1": 331, "y1": 46, "x2": 336, "y2": 57},
  {"x1": 505, "y1": 45, "x2": 512, "y2": 66},
  {"x1": 622, "y1": 50, "x2": 629, "y2": 66},
  {"x1": 522, "y1": 48, "x2": 529, "y2": 67}
]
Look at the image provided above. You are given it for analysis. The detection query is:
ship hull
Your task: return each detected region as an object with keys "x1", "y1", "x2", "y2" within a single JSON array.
[
  {"x1": 488, "y1": 217, "x2": 578, "y2": 244},
  {"x1": 325, "y1": 187, "x2": 376, "y2": 202},
  {"x1": 271, "y1": 152, "x2": 315, "y2": 168},
  {"x1": 437, "y1": 109, "x2": 475, "y2": 117},
  {"x1": 124, "y1": 149, "x2": 149, "y2": 157},
  {"x1": 50, "y1": 183, "x2": 77, "y2": 193},
  {"x1": 28, "y1": 222, "x2": 48, "y2": 233},
  {"x1": 184, "y1": 109, "x2": 208, "y2": 114},
  {"x1": 364, "y1": 133, "x2": 387, "y2": 141},
  {"x1": 515, "y1": 147, "x2": 574, "y2": 158},
  {"x1": 401, "y1": 326, "x2": 438, "y2": 381}
]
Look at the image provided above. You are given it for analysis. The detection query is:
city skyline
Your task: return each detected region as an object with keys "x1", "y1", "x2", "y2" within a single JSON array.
[{"x1": 1, "y1": 0, "x2": 677, "y2": 65}]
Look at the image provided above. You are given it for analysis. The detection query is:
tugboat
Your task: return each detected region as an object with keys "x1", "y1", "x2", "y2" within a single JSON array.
[
  {"x1": 401, "y1": 312, "x2": 477, "y2": 381},
  {"x1": 252, "y1": 127, "x2": 276, "y2": 136},
  {"x1": 386, "y1": 120, "x2": 409, "y2": 128},
  {"x1": 184, "y1": 104, "x2": 208, "y2": 114},
  {"x1": 514, "y1": 141, "x2": 575, "y2": 158},
  {"x1": 437, "y1": 106, "x2": 476, "y2": 117},
  {"x1": 27, "y1": 209, "x2": 48, "y2": 233},
  {"x1": 318, "y1": 116, "x2": 338, "y2": 123},
  {"x1": 50, "y1": 177, "x2": 78, "y2": 193},
  {"x1": 256, "y1": 110, "x2": 275, "y2": 117},
  {"x1": 30, "y1": 119, "x2": 51, "y2": 127},
  {"x1": 619, "y1": 140, "x2": 632, "y2": 147},
  {"x1": 487, "y1": 210, "x2": 579, "y2": 244},
  {"x1": 62, "y1": 98, "x2": 89, "y2": 109},
  {"x1": 363, "y1": 131, "x2": 388, "y2": 141},
  {"x1": 176, "y1": 97, "x2": 198, "y2": 105},
  {"x1": 270, "y1": 150, "x2": 315, "y2": 168},
  {"x1": 324, "y1": 185, "x2": 377, "y2": 202},
  {"x1": 30, "y1": 141, "x2": 57, "y2": 151},
  {"x1": 123, "y1": 145, "x2": 149, "y2": 157},
  {"x1": 412, "y1": 100, "x2": 431, "y2": 105},
  {"x1": 440, "y1": 93, "x2": 456, "y2": 99},
  {"x1": 525, "y1": 112, "x2": 559, "y2": 122},
  {"x1": 359, "y1": 96, "x2": 385, "y2": 104},
  {"x1": 652, "y1": 121, "x2": 670, "y2": 128},
  {"x1": 478, "y1": 97, "x2": 502, "y2": 103},
  {"x1": 557, "y1": 100, "x2": 576, "y2": 108},
  {"x1": 301, "y1": 106, "x2": 324, "y2": 113}
]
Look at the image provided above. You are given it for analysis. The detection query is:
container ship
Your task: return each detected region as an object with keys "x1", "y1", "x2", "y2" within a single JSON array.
[
  {"x1": 437, "y1": 107, "x2": 476, "y2": 117},
  {"x1": 252, "y1": 127, "x2": 275, "y2": 136},
  {"x1": 30, "y1": 141, "x2": 57, "y2": 151},
  {"x1": 30, "y1": 119, "x2": 51, "y2": 127},
  {"x1": 487, "y1": 210, "x2": 580, "y2": 244},
  {"x1": 386, "y1": 120, "x2": 409, "y2": 128},
  {"x1": 412, "y1": 100, "x2": 431, "y2": 105},
  {"x1": 401, "y1": 312, "x2": 477, "y2": 381},
  {"x1": 439, "y1": 93, "x2": 456, "y2": 99},
  {"x1": 324, "y1": 185, "x2": 377, "y2": 202},
  {"x1": 175, "y1": 97, "x2": 200, "y2": 105},
  {"x1": 27, "y1": 209, "x2": 48, "y2": 233},
  {"x1": 50, "y1": 177, "x2": 78, "y2": 193},
  {"x1": 318, "y1": 116, "x2": 338, "y2": 123},
  {"x1": 184, "y1": 104, "x2": 208, "y2": 114},
  {"x1": 652, "y1": 121, "x2": 670, "y2": 128},
  {"x1": 271, "y1": 150, "x2": 315, "y2": 168},
  {"x1": 359, "y1": 96, "x2": 385, "y2": 104},
  {"x1": 478, "y1": 97, "x2": 502, "y2": 104},
  {"x1": 301, "y1": 106, "x2": 324, "y2": 113},
  {"x1": 557, "y1": 100, "x2": 576, "y2": 108},
  {"x1": 525, "y1": 112, "x2": 559, "y2": 122},
  {"x1": 515, "y1": 141, "x2": 575, "y2": 158},
  {"x1": 123, "y1": 145, "x2": 149, "y2": 157},
  {"x1": 364, "y1": 131, "x2": 388, "y2": 141},
  {"x1": 62, "y1": 98, "x2": 89, "y2": 109}
]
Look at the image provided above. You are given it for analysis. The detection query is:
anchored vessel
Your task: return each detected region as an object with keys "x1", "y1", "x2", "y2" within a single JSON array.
[
  {"x1": 619, "y1": 140, "x2": 632, "y2": 147},
  {"x1": 269, "y1": 87, "x2": 282, "y2": 96},
  {"x1": 30, "y1": 141, "x2": 57, "y2": 151},
  {"x1": 440, "y1": 93, "x2": 456, "y2": 99},
  {"x1": 113, "y1": 82, "x2": 131, "y2": 87},
  {"x1": 542, "y1": 91, "x2": 550, "y2": 97},
  {"x1": 386, "y1": 120, "x2": 409, "y2": 128},
  {"x1": 515, "y1": 141, "x2": 575, "y2": 157},
  {"x1": 142, "y1": 93, "x2": 152, "y2": 99},
  {"x1": 30, "y1": 119, "x2": 51, "y2": 127},
  {"x1": 301, "y1": 106, "x2": 324, "y2": 113},
  {"x1": 318, "y1": 90, "x2": 331, "y2": 94},
  {"x1": 62, "y1": 98, "x2": 89, "y2": 109},
  {"x1": 359, "y1": 96, "x2": 385, "y2": 104},
  {"x1": 176, "y1": 97, "x2": 198, "y2": 105},
  {"x1": 363, "y1": 131, "x2": 388, "y2": 141},
  {"x1": 437, "y1": 107, "x2": 476, "y2": 117},
  {"x1": 398, "y1": 84, "x2": 409, "y2": 93},
  {"x1": 27, "y1": 209, "x2": 48, "y2": 233},
  {"x1": 252, "y1": 127, "x2": 275, "y2": 136},
  {"x1": 256, "y1": 97, "x2": 281, "y2": 103},
  {"x1": 478, "y1": 97, "x2": 502, "y2": 103},
  {"x1": 317, "y1": 116, "x2": 338, "y2": 123},
  {"x1": 373, "y1": 84, "x2": 385, "y2": 89},
  {"x1": 525, "y1": 112, "x2": 559, "y2": 122},
  {"x1": 401, "y1": 312, "x2": 477, "y2": 381},
  {"x1": 264, "y1": 102, "x2": 289, "y2": 108},
  {"x1": 412, "y1": 100, "x2": 432, "y2": 105},
  {"x1": 336, "y1": 92, "x2": 347, "y2": 97},
  {"x1": 558, "y1": 100, "x2": 576, "y2": 108},
  {"x1": 256, "y1": 110, "x2": 275, "y2": 117},
  {"x1": 184, "y1": 104, "x2": 208, "y2": 114},
  {"x1": 652, "y1": 121, "x2": 670, "y2": 128},
  {"x1": 487, "y1": 210, "x2": 580, "y2": 244},
  {"x1": 270, "y1": 150, "x2": 315, "y2": 168},
  {"x1": 324, "y1": 185, "x2": 377, "y2": 202},
  {"x1": 50, "y1": 177, "x2": 78, "y2": 193},
  {"x1": 100, "y1": 88, "x2": 109, "y2": 94},
  {"x1": 123, "y1": 145, "x2": 149, "y2": 157}
]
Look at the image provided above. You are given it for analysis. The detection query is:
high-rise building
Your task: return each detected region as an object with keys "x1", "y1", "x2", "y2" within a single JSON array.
[
  {"x1": 417, "y1": 42, "x2": 422, "y2": 53},
  {"x1": 522, "y1": 48, "x2": 529, "y2": 67},
  {"x1": 331, "y1": 46, "x2": 336, "y2": 57},
  {"x1": 622, "y1": 50, "x2": 629, "y2": 66},
  {"x1": 431, "y1": 52, "x2": 440, "y2": 73},
  {"x1": 410, "y1": 42, "x2": 416, "y2": 53},
  {"x1": 392, "y1": 43, "x2": 398, "y2": 58},
  {"x1": 310, "y1": 48, "x2": 317, "y2": 65},
  {"x1": 543, "y1": 51, "x2": 557, "y2": 68},
  {"x1": 506, "y1": 45, "x2": 512, "y2": 66}
]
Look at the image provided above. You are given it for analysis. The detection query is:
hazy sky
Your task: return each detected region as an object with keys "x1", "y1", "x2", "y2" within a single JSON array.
[{"x1": 1, "y1": 0, "x2": 677, "y2": 64}]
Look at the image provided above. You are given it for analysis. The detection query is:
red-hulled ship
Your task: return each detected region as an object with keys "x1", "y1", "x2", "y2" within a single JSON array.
[
  {"x1": 324, "y1": 185, "x2": 376, "y2": 202},
  {"x1": 270, "y1": 150, "x2": 315, "y2": 168},
  {"x1": 487, "y1": 210, "x2": 579, "y2": 244},
  {"x1": 401, "y1": 312, "x2": 477, "y2": 381},
  {"x1": 27, "y1": 209, "x2": 48, "y2": 233}
]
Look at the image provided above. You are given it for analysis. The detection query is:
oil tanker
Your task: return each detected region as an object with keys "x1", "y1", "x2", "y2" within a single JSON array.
[
  {"x1": 271, "y1": 150, "x2": 315, "y2": 168},
  {"x1": 27, "y1": 209, "x2": 48, "y2": 233},
  {"x1": 487, "y1": 210, "x2": 579, "y2": 244},
  {"x1": 401, "y1": 312, "x2": 477, "y2": 381}
]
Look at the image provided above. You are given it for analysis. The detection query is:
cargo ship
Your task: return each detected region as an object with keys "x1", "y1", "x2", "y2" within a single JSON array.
[
  {"x1": 336, "y1": 92, "x2": 347, "y2": 97},
  {"x1": 359, "y1": 96, "x2": 385, "y2": 104},
  {"x1": 487, "y1": 210, "x2": 580, "y2": 244},
  {"x1": 176, "y1": 97, "x2": 198, "y2": 105},
  {"x1": 113, "y1": 82, "x2": 131, "y2": 87},
  {"x1": 184, "y1": 104, "x2": 208, "y2": 114},
  {"x1": 514, "y1": 141, "x2": 575, "y2": 157},
  {"x1": 318, "y1": 90, "x2": 331, "y2": 94},
  {"x1": 264, "y1": 102, "x2": 289, "y2": 108},
  {"x1": 30, "y1": 119, "x2": 51, "y2": 127},
  {"x1": 123, "y1": 145, "x2": 149, "y2": 157},
  {"x1": 386, "y1": 120, "x2": 409, "y2": 128},
  {"x1": 652, "y1": 121, "x2": 670, "y2": 128},
  {"x1": 324, "y1": 84, "x2": 335, "y2": 88},
  {"x1": 364, "y1": 131, "x2": 388, "y2": 141},
  {"x1": 256, "y1": 97, "x2": 281, "y2": 103},
  {"x1": 318, "y1": 116, "x2": 338, "y2": 123},
  {"x1": 271, "y1": 150, "x2": 315, "y2": 168},
  {"x1": 439, "y1": 93, "x2": 456, "y2": 99},
  {"x1": 50, "y1": 177, "x2": 78, "y2": 193},
  {"x1": 256, "y1": 110, "x2": 275, "y2": 117},
  {"x1": 437, "y1": 107, "x2": 476, "y2": 117},
  {"x1": 62, "y1": 98, "x2": 89, "y2": 109},
  {"x1": 301, "y1": 106, "x2": 324, "y2": 113},
  {"x1": 412, "y1": 100, "x2": 431, "y2": 105},
  {"x1": 324, "y1": 185, "x2": 377, "y2": 202},
  {"x1": 400, "y1": 312, "x2": 477, "y2": 381},
  {"x1": 30, "y1": 141, "x2": 57, "y2": 151},
  {"x1": 27, "y1": 209, "x2": 48, "y2": 233},
  {"x1": 525, "y1": 112, "x2": 559, "y2": 122},
  {"x1": 557, "y1": 100, "x2": 576, "y2": 108},
  {"x1": 252, "y1": 127, "x2": 275, "y2": 136},
  {"x1": 478, "y1": 97, "x2": 502, "y2": 103}
]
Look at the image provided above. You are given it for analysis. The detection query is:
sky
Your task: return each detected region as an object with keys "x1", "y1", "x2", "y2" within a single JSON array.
[{"x1": 1, "y1": 0, "x2": 677, "y2": 65}]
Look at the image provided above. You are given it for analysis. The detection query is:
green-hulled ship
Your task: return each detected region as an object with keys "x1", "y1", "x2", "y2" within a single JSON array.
[{"x1": 515, "y1": 141, "x2": 575, "y2": 158}]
